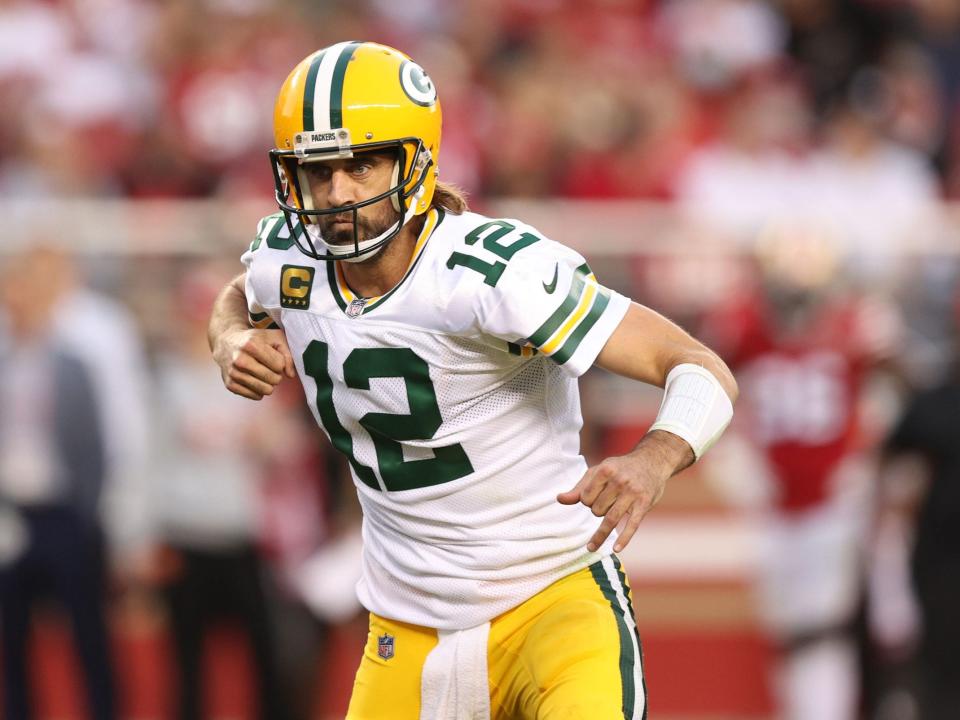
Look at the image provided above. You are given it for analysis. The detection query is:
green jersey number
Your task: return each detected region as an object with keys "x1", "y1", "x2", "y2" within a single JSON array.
[
  {"x1": 250, "y1": 215, "x2": 302, "y2": 252},
  {"x1": 302, "y1": 341, "x2": 474, "y2": 492},
  {"x1": 446, "y1": 220, "x2": 540, "y2": 286}
]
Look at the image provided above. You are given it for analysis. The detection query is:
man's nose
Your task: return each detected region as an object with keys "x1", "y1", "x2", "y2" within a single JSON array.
[{"x1": 326, "y1": 169, "x2": 356, "y2": 208}]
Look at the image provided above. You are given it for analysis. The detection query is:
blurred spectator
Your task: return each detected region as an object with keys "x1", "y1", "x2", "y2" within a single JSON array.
[
  {"x1": 880, "y1": 43, "x2": 944, "y2": 158},
  {"x1": 0, "y1": 0, "x2": 154, "y2": 198},
  {"x1": 146, "y1": 264, "x2": 291, "y2": 720},
  {"x1": 413, "y1": 39, "x2": 490, "y2": 199},
  {"x1": 705, "y1": 234, "x2": 900, "y2": 720},
  {"x1": 0, "y1": 0, "x2": 71, "y2": 82},
  {"x1": 26, "y1": 246, "x2": 154, "y2": 576},
  {"x1": 878, "y1": 344, "x2": 960, "y2": 720},
  {"x1": 0, "y1": 247, "x2": 117, "y2": 720},
  {"x1": 807, "y1": 69, "x2": 940, "y2": 283},
  {"x1": 657, "y1": 0, "x2": 786, "y2": 91},
  {"x1": 256, "y1": 389, "x2": 352, "y2": 720},
  {"x1": 1, "y1": 0, "x2": 959, "y2": 202},
  {"x1": 781, "y1": 0, "x2": 901, "y2": 116},
  {"x1": 909, "y1": 0, "x2": 960, "y2": 197},
  {"x1": 674, "y1": 69, "x2": 813, "y2": 238},
  {"x1": 480, "y1": 46, "x2": 561, "y2": 197}
]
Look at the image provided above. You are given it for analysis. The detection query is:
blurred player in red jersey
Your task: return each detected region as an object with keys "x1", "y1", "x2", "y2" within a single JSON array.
[{"x1": 706, "y1": 230, "x2": 900, "y2": 720}]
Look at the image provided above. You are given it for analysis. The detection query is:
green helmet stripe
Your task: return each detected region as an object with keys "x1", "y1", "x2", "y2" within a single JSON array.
[
  {"x1": 302, "y1": 50, "x2": 326, "y2": 132},
  {"x1": 329, "y1": 41, "x2": 361, "y2": 130}
]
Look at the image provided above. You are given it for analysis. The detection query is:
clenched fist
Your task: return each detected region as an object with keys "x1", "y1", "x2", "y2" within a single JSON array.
[{"x1": 212, "y1": 327, "x2": 296, "y2": 400}]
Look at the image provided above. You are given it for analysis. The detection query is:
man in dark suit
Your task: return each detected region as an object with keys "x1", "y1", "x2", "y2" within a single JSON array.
[{"x1": 0, "y1": 249, "x2": 116, "y2": 720}]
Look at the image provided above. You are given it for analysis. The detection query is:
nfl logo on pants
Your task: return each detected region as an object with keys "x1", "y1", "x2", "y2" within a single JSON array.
[{"x1": 378, "y1": 633, "x2": 395, "y2": 660}]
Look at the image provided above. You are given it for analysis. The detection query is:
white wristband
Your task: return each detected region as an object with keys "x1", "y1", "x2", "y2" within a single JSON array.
[{"x1": 648, "y1": 363, "x2": 733, "y2": 461}]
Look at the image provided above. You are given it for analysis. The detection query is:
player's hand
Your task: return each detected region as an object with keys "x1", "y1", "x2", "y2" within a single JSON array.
[
  {"x1": 212, "y1": 327, "x2": 296, "y2": 400},
  {"x1": 557, "y1": 431, "x2": 693, "y2": 553}
]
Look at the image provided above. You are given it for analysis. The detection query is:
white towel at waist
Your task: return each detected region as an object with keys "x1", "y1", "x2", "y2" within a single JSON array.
[{"x1": 420, "y1": 621, "x2": 491, "y2": 720}]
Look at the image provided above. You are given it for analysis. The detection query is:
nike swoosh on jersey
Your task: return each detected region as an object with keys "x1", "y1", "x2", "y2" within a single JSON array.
[{"x1": 543, "y1": 263, "x2": 559, "y2": 294}]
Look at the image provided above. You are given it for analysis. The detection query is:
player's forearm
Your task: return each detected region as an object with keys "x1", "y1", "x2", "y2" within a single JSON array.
[
  {"x1": 596, "y1": 304, "x2": 738, "y2": 403},
  {"x1": 207, "y1": 272, "x2": 250, "y2": 352}
]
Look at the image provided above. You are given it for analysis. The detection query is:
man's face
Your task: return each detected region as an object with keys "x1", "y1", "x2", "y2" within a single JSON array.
[{"x1": 299, "y1": 151, "x2": 401, "y2": 246}]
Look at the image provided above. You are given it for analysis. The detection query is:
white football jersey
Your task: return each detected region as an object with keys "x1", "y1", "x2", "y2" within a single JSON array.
[{"x1": 242, "y1": 208, "x2": 631, "y2": 629}]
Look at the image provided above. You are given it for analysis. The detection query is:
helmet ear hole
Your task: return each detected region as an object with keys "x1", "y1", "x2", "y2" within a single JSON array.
[
  {"x1": 277, "y1": 161, "x2": 289, "y2": 199},
  {"x1": 278, "y1": 157, "x2": 307, "y2": 211}
]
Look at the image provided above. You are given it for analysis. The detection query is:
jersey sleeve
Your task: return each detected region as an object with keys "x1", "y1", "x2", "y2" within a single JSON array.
[
  {"x1": 473, "y1": 222, "x2": 630, "y2": 377},
  {"x1": 239, "y1": 214, "x2": 284, "y2": 329}
]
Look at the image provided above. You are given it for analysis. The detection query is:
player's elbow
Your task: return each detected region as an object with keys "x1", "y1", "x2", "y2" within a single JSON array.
[
  {"x1": 710, "y1": 354, "x2": 738, "y2": 404},
  {"x1": 684, "y1": 348, "x2": 738, "y2": 404}
]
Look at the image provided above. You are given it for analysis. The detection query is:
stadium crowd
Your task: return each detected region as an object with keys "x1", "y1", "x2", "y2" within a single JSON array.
[
  {"x1": 0, "y1": 0, "x2": 958, "y2": 204},
  {"x1": 2, "y1": 0, "x2": 960, "y2": 719}
]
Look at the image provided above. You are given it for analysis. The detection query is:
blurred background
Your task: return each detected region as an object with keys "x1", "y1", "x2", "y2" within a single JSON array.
[{"x1": 1, "y1": 0, "x2": 959, "y2": 718}]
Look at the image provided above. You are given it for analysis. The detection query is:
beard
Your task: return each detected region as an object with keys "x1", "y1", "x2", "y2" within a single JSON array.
[{"x1": 318, "y1": 203, "x2": 402, "y2": 246}]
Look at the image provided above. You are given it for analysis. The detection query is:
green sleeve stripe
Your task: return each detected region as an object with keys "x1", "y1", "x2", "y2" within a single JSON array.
[
  {"x1": 528, "y1": 263, "x2": 592, "y2": 347},
  {"x1": 551, "y1": 287, "x2": 611, "y2": 365}
]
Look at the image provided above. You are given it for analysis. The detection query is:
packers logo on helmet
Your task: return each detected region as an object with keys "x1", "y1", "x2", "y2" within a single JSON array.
[
  {"x1": 270, "y1": 41, "x2": 442, "y2": 262},
  {"x1": 399, "y1": 61, "x2": 437, "y2": 107}
]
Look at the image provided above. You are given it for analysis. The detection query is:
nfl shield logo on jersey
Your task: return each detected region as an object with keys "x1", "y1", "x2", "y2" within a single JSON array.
[
  {"x1": 346, "y1": 298, "x2": 366, "y2": 319},
  {"x1": 377, "y1": 633, "x2": 395, "y2": 660}
]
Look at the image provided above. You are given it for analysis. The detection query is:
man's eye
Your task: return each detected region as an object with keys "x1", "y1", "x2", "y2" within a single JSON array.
[{"x1": 352, "y1": 164, "x2": 372, "y2": 176}]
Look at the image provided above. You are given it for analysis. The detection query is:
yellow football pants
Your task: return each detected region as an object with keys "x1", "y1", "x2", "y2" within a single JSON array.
[{"x1": 346, "y1": 555, "x2": 646, "y2": 720}]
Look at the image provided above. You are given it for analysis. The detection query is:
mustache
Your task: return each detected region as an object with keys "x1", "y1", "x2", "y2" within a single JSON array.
[
  {"x1": 320, "y1": 213, "x2": 361, "y2": 229},
  {"x1": 318, "y1": 216, "x2": 380, "y2": 245},
  {"x1": 316, "y1": 207, "x2": 401, "y2": 243}
]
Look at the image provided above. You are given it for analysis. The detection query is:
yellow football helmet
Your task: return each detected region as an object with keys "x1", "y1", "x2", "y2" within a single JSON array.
[{"x1": 270, "y1": 41, "x2": 442, "y2": 261}]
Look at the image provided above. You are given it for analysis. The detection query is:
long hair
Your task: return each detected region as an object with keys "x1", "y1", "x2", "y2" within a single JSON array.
[{"x1": 430, "y1": 180, "x2": 469, "y2": 214}]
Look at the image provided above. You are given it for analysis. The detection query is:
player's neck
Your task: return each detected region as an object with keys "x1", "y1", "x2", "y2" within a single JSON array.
[{"x1": 339, "y1": 218, "x2": 423, "y2": 298}]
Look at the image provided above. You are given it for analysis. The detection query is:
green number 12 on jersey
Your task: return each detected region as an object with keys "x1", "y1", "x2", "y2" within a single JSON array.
[{"x1": 302, "y1": 341, "x2": 474, "y2": 492}]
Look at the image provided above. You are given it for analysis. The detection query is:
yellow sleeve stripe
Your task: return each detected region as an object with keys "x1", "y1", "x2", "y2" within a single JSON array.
[
  {"x1": 528, "y1": 264, "x2": 595, "y2": 348},
  {"x1": 540, "y1": 281, "x2": 598, "y2": 355}
]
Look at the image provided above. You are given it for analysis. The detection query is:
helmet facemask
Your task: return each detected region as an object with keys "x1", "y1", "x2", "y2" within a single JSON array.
[{"x1": 270, "y1": 137, "x2": 433, "y2": 263}]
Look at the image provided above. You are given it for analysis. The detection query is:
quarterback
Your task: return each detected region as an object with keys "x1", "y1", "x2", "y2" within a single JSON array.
[{"x1": 208, "y1": 41, "x2": 737, "y2": 720}]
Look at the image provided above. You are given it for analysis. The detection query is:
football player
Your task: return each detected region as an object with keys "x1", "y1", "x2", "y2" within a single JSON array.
[
  {"x1": 704, "y1": 234, "x2": 898, "y2": 720},
  {"x1": 208, "y1": 41, "x2": 737, "y2": 720}
]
